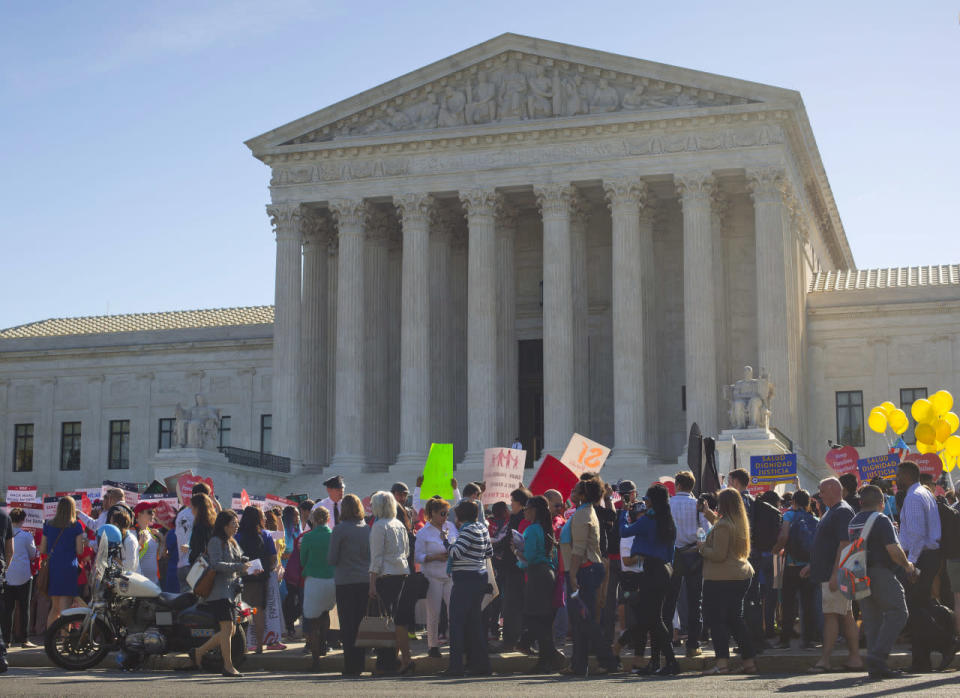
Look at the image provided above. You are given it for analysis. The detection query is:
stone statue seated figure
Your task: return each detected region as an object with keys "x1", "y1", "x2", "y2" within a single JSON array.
[{"x1": 726, "y1": 365, "x2": 774, "y2": 430}]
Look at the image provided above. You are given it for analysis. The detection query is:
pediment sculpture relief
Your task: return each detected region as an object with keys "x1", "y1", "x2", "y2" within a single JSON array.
[{"x1": 285, "y1": 54, "x2": 755, "y2": 144}]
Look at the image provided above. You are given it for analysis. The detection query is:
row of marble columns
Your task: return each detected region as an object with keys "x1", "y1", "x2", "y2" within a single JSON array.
[{"x1": 267, "y1": 166, "x2": 796, "y2": 473}]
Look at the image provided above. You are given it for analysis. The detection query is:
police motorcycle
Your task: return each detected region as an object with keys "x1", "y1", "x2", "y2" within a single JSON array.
[{"x1": 44, "y1": 522, "x2": 253, "y2": 671}]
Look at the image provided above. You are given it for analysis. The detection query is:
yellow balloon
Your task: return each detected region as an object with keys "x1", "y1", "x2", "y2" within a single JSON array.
[
  {"x1": 932, "y1": 390, "x2": 954, "y2": 416},
  {"x1": 945, "y1": 457, "x2": 956, "y2": 473},
  {"x1": 916, "y1": 441, "x2": 932, "y2": 454},
  {"x1": 911, "y1": 398, "x2": 934, "y2": 423},
  {"x1": 945, "y1": 412, "x2": 960, "y2": 433},
  {"x1": 946, "y1": 435, "x2": 960, "y2": 457},
  {"x1": 879, "y1": 401, "x2": 896, "y2": 415},
  {"x1": 867, "y1": 411, "x2": 888, "y2": 434},
  {"x1": 936, "y1": 419, "x2": 952, "y2": 443},
  {"x1": 915, "y1": 422, "x2": 936, "y2": 445},
  {"x1": 889, "y1": 409, "x2": 909, "y2": 435}
]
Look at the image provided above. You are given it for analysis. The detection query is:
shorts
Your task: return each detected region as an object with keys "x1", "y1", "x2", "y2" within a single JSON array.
[
  {"x1": 303, "y1": 576, "x2": 336, "y2": 618},
  {"x1": 821, "y1": 581, "x2": 852, "y2": 615},
  {"x1": 946, "y1": 559, "x2": 960, "y2": 591},
  {"x1": 204, "y1": 598, "x2": 238, "y2": 623}
]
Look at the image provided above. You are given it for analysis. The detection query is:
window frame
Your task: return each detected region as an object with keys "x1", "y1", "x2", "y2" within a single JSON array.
[
  {"x1": 899, "y1": 387, "x2": 928, "y2": 445},
  {"x1": 60, "y1": 421, "x2": 82, "y2": 471},
  {"x1": 13, "y1": 423, "x2": 34, "y2": 473},
  {"x1": 108, "y1": 419, "x2": 131, "y2": 470},
  {"x1": 158, "y1": 417, "x2": 174, "y2": 451},
  {"x1": 219, "y1": 415, "x2": 231, "y2": 449},
  {"x1": 260, "y1": 414, "x2": 272, "y2": 455},
  {"x1": 835, "y1": 390, "x2": 865, "y2": 448}
]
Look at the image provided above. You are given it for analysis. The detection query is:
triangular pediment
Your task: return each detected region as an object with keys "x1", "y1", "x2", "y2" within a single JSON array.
[{"x1": 246, "y1": 34, "x2": 798, "y2": 154}]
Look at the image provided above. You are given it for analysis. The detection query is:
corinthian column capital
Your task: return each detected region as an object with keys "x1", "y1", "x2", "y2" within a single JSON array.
[
  {"x1": 267, "y1": 202, "x2": 303, "y2": 240},
  {"x1": 328, "y1": 198, "x2": 366, "y2": 232},
  {"x1": 459, "y1": 188, "x2": 498, "y2": 218},
  {"x1": 746, "y1": 166, "x2": 788, "y2": 205},
  {"x1": 494, "y1": 195, "x2": 520, "y2": 231},
  {"x1": 534, "y1": 183, "x2": 576, "y2": 220},
  {"x1": 300, "y1": 210, "x2": 332, "y2": 248},
  {"x1": 603, "y1": 178, "x2": 647, "y2": 210},
  {"x1": 394, "y1": 193, "x2": 436, "y2": 228},
  {"x1": 674, "y1": 171, "x2": 715, "y2": 208}
]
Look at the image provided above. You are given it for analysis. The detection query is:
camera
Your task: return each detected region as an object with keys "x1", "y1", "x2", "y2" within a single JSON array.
[{"x1": 628, "y1": 500, "x2": 646, "y2": 522}]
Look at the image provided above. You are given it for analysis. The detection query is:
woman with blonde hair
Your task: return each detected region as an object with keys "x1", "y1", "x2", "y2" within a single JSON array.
[
  {"x1": 698, "y1": 487, "x2": 757, "y2": 675},
  {"x1": 40, "y1": 497, "x2": 85, "y2": 626},
  {"x1": 368, "y1": 491, "x2": 414, "y2": 675}
]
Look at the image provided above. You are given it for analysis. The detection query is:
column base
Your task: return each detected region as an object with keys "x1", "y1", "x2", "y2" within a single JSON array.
[
  {"x1": 392, "y1": 451, "x2": 428, "y2": 470},
  {"x1": 457, "y1": 449, "x2": 485, "y2": 474},
  {"x1": 362, "y1": 459, "x2": 392, "y2": 474},
  {"x1": 300, "y1": 461, "x2": 326, "y2": 475},
  {"x1": 328, "y1": 453, "x2": 367, "y2": 473},
  {"x1": 605, "y1": 446, "x2": 656, "y2": 468}
]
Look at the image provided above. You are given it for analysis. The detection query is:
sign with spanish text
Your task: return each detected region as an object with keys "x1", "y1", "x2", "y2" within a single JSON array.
[
  {"x1": 6, "y1": 485, "x2": 38, "y2": 504},
  {"x1": 857, "y1": 452, "x2": 899, "y2": 481},
  {"x1": 908, "y1": 453, "x2": 943, "y2": 481},
  {"x1": 560, "y1": 433, "x2": 611, "y2": 476},
  {"x1": 750, "y1": 453, "x2": 798, "y2": 483},
  {"x1": 481, "y1": 447, "x2": 527, "y2": 507}
]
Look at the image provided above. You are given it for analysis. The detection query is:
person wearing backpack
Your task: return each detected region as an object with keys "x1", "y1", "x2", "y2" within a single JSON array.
[
  {"x1": 772, "y1": 489, "x2": 818, "y2": 649},
  {"x1": 846, "y1": 485, "x2": 917, "y2": 678}
]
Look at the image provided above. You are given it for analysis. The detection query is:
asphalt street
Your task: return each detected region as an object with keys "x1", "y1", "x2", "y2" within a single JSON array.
[{"x1": 1, "y1": 666, "x2": 959, "y2": 696}]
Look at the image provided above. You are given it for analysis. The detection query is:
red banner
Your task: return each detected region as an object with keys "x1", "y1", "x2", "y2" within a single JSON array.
[{"x1": 529, "y1": 455, "x2": 579, "y2": 502}]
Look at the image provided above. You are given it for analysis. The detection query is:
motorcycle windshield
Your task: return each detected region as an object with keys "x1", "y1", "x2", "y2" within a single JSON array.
[{"x1": 92, "y1": 532, "x2": 113, "y2": 590}]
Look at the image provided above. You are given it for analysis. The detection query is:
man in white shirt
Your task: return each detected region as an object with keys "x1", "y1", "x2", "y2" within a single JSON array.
[
  {"x1": 313, "y1": 475, "x2": 345, "y2": 527},
  {"x1": 664, "y1": 470, "x2": 715, "y2": 658},
  {"x1": 896, "y1": 460, "x2": 945, "y2": 672},
  {"x1": 3, "y1": 508, "x2": 38, "y2": 648}
]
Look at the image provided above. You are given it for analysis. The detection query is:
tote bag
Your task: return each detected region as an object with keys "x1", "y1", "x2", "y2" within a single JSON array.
[{"x1": 355, "y1": 598, "x2": 396, "y2": 648}]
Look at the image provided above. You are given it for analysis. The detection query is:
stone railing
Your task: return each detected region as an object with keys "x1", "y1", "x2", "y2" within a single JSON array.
[{"x1": 218, "y1": 446, "x2": 291, "y2": 473}]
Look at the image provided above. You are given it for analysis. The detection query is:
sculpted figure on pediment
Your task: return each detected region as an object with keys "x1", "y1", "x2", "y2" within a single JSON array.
[
  {"x1": 676, "y1": 88, "x2": 700, "y2": 107},
  {"x1": 589, "y1": 78, "x2": 620, "y2": 113},
  {"x1": 526, "y1": 65, "x2": 553, "y2": 119},
  {"x1": 410, "y1": 93, "x2": 440, "y2": 129},
  {"x1": 467, "y1": 71, "x2": 497, "y2": 124},
  {"x1": 622, "y1": 83, "x2": 672, "y2": 110},
  {"x1": 498, "y1": 60, "x2": 528, "y2": 120},
  {"x1": 556, "y1": 73, "x2": 585, "y2": 116},
  {"x1": 438, "y1": 86, "x2": 467, "y2": 128}
]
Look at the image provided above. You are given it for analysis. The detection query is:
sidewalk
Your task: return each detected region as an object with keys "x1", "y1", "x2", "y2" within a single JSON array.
[{"x1": 8, "y1": 636, "x2": 955, "y2": 675}]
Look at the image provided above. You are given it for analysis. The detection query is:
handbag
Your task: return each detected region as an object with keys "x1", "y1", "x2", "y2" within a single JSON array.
[
  {"x1": 187, "y1": 555, "x2": 216, "y2": 598},
  {"x1": 355, "y1": 597, "x2": 397, "y2": 648},
  {"x1": 37, "y1": 526, "x2": 67, "y2": 595}
]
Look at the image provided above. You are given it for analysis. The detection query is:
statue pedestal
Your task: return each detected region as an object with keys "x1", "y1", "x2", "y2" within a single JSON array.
[
  {"x1": 715, "y1": 429, "x2": 790, "y2": 478},
  {"x1": 147, "y1": 448, "x2": 292, "y2": 507}
]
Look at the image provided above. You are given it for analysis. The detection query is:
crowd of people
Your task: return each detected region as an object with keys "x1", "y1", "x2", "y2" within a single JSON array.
[{"x1": 1, "y1": 461, "x2": 959, "y2": 681}]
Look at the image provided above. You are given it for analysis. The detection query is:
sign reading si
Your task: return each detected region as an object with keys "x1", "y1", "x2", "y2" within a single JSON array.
[
  {"x1": 560, "y1": 433, "x2": 611, "y2": 476},
  {"x1": 858, "y1": 452, "x2": 900, "y2": 481},
  {"x1": 749, "y1": 453, "x2": 798, "y2": 483}
]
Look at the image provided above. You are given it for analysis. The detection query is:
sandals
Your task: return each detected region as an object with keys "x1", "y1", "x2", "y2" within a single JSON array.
[{"x1": 806, "y1": 664, "x2": 830, "y2": 674}]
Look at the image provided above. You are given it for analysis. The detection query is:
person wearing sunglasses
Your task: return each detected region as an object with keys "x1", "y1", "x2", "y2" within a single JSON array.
[{"x1": 414, "y1": 496, "x2": 458, "y2": 658}]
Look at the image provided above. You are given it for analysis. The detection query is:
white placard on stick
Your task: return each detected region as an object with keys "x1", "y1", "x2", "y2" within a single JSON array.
[
  {"x1": 20, "y1": 501, "x2": 44, "y2": 531},
  {"x1": 6, "y1": 485, "x2": 38, "y2": 504},
  {"x1": 559, "y1": 433, "x2": 611, "y2": 476},
  {"x1": 481, "y1": 448, "x2": 526, "y2": 507}
]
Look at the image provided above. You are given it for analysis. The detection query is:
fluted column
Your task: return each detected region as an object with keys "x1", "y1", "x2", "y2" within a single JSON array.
[
  {"x1": 495, "y1": 198, "x2": 519, "y2": 446},
  {"x1": 394, "y1": 193, "x2": 434, "y2": 468},
  {"x1": 459, "y1": 189, "x2": 498, "y2": 469},
  {"x1": 300, "y1": 211, "x2": 330, "y2": 471},
  {"x1": 429, "y1": 208, "x2": 455, "y2": 444},
  {"x1": 604, "y1": 179, "x2": 652, "y2": 465},
  {"x1": 329, "y1": 198, "x2": 367, "y2": 470},
  {"x1": 710, "y1": 193, "x2": 729, "y2": 427},
  {"x1": 638, "y1": 200, "x2": 658, "y2": 454},
  {"x1": 536, "y1": 184, "x2": 576, "y2": 456},
  {"x1": 267, "y1": 202, "x2": 303, "y2": 468},
  {"x1": 747, "y1": 167, "x2": 793, "y2": 437},
  {"x1": 570, "y1": 199, "x2": 591, "y2": 434},
  {"x1": 364, "y1": 206, "x2": 392, "y2": 471},
  {"x1": 676, "y1": 172, "x2": 719, "y2": 437}
]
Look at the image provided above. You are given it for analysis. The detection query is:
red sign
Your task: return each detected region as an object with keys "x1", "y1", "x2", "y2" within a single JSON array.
[
  {"x1": 908, "y1": 453, "x2": 943, "y2": 481},
  {"x1": 748, "y1": 480, "x2": 772, "y2": 498},
  {"x1": 177, "y1": 473, "x2": 214, "y2": 504},
  {"x1": 654, "y1": 476, "x2": 676, "y2": 497},
  {"x1": 529, "y1": 455, "x2": 579, "y2": 502},
  {"x1": 826, "y1": 446, "x2": 860, "y2": 478}
]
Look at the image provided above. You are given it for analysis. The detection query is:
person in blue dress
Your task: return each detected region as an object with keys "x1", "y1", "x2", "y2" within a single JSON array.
[
  {"x1": 162, "y1": 522, "x2": 181, "y2": 594},
  {"x1": 40, "y1": 496, "x2": 86, "y2": 627}
]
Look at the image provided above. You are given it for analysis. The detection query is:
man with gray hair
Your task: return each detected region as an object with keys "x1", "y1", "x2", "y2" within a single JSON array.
[{"x1": 801, "y1": 477, "x2": 863, "y2": 672}]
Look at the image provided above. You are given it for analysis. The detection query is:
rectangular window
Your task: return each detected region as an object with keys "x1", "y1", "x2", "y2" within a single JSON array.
[
  {"x1": 899, "y1": 387, "x2": 928, "y2": 445},
  {"x1": 13, "y1": 424, "x2": 33, "y2": 472},
  {"x1": 219, "y1": 415, "x2": 231, "y2": 448},
  {"x1": 836, "y1": 390, "x2": 865, "y2": 448},
  {"x1": 260, "y1": 414, "x2": 272, "y2": 455},
  {"x1": 108, "y1": 419, "x2": 130, "y2": 470},
  {"x1": 158, "y1": 418, "x2": 174, "y2": 450},
  {"x1": 60, "y1": 422, "x2": 81, "y2": 471}
]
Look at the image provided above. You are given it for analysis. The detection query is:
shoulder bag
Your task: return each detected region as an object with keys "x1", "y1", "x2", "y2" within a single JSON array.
[{"x1": 355, "y1": 597, "x2": 397, "y2": 648}]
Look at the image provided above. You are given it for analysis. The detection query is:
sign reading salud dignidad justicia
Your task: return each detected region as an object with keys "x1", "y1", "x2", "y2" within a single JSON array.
[
  {"x1": 857, "y1": 452, "x2": 900, "y2": 481},
  {"x1": 749, "y1": 453, "x2": 798, "y2": 483}
]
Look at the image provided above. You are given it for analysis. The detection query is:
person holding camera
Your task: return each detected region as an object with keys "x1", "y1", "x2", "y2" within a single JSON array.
[{"x1": 618, "y1": 483, "x2": 679, "y2": 676}]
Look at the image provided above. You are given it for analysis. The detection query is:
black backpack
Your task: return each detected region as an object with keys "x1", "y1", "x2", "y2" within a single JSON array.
[
  {"x1": 752, "y1": 500, "x2": 783, "y2": 554},
  {"x1": 785, "y1": 511, "x2": 817, "y2": 562},
  {"x1": 937, "y1": 501, "x2": 960, "y2": 559}
]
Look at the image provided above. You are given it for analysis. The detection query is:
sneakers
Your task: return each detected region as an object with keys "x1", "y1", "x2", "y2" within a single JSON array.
[{"x1": 266, "y1": 642, "x2": 287, "y2": 651}]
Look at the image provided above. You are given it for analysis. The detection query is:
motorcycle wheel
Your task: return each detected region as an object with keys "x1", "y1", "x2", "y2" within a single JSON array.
[
  {"x1": 200, "y1": 624, "x2": 247, "y2": 672},
  {"x1": 44, "y1": 615, "x2": 112, "y2": 671}
]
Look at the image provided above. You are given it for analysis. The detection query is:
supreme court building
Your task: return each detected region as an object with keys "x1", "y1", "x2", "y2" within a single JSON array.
[{"x1": 2, "y1": 34, "x2": 958, "y2": 495}]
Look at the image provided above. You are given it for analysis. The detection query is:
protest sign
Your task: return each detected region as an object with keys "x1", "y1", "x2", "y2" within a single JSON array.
[
  {"x1": 560, "y1": 434, "x2": 611, "y2": 476},
  {"x1": 858, "y1": 452, "x2": 899, "y2": 481},
  {"x1": 164, "y1": 471, "x2": 192, "y2": 501},
  {"x1": 176, "y1": 473, "x2": 214, "y2": 505},
  {"x1": 747, "y1": 480, "x2": 772, "y2": 498},
  {"x1": 102, "y1": 480, "x2": 140, "y2": 508},
  {"x1": 421, "y1": 443, "x2": 454, "y2": 500},
  {"x1": 481, "y1": 447, "x2": 526, "y2": 507},
  {"x1": 43, "y1": 496, "x2": 59, "y2": 520},
  {"x1": 750, "y1": 453, "x2": 798, "y2": 483},
  {"x1": 265, "y1": 494, "x2": 296, "y2": 511},
  {"x1": 85, "y1": 487, "x2": 102, "y2": 504},
  {"x1": 56, "y1": 491, "x2": 92, "y2": 516},
  {"x1": 529, "y1": 455, "x2": 579, "y2": 502},
  {"x1": 654, "y1": 476, "x2": 676, "y2": 497},
  {"x1": 140, "y1": 492, "x2": 180, "y2": 528},
  {"x1": 909, "y1": 452, "x2": 943, "y2": 481},
  {"x1": 20, "y1": 501, "x2": 44, "y2": 531},
  {"x1": 6, "y1": 485, "x2": 38, "y2": 504},
  {"x1": 825, "y1": 446, "x2": 860, "y2": 478}
]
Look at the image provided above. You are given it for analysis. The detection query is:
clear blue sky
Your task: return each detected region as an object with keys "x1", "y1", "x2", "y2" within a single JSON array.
[{"x1": 1, "y1": 1, "x2": 957, "y2": 330}]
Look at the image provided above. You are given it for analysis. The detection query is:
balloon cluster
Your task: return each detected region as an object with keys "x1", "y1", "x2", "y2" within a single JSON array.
[{"x1": 868, "y1": 390, "x2": 960, "y2": 471}]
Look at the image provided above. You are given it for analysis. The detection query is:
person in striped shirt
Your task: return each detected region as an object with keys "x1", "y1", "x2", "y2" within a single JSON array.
[{"x1": 443, "y1": 499, "x2": 494, "y2": 676}]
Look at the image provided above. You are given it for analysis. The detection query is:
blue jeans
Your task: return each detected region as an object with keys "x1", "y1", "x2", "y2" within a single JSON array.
[
  {"x1": 570, "y1": 563, "x2": 616, "y2": 674},
  {"x1": 449, "y1": 570, "x2": 491, "y2": 674}
]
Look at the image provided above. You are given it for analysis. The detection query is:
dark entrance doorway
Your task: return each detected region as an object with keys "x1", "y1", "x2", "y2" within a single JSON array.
[{"x1": 518, "y1": 339, "x2": 544, "y2": 469}]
